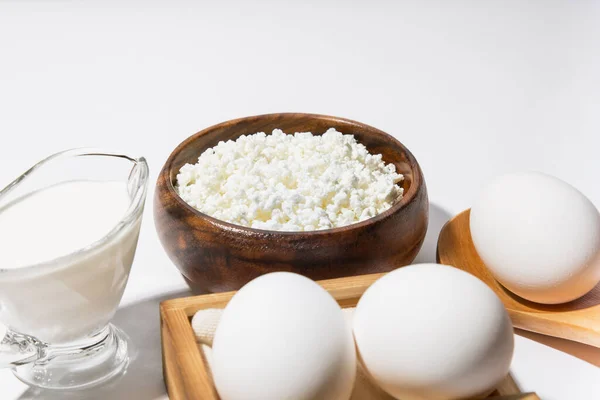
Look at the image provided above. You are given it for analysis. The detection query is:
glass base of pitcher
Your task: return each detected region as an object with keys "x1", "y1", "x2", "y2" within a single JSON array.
[{"x1": 12, "y1": 324, "x2": 129, "y2": 390}]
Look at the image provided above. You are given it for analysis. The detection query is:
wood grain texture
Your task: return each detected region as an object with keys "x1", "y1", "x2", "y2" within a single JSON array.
[
  {"x1": 154, "y1": 113, "x2": 428, "y2": 292},
  {"x1": 491, "y1": 374, "x2": 520, "y2": 396},
  {"x1": 160, "y1": 273, "x2": 533, "y2": 400},
  {"x1": 437, "y1": 209, "x2": 600, "y2": 347}
]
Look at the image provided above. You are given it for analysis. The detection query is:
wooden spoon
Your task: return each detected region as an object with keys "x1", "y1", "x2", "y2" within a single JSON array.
[{"x1": 437, "y1": 209, "x2": 600, "y2": 348}]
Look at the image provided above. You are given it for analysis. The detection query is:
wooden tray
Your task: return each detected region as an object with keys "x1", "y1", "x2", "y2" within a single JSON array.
[{"x1": 160, "y1": 273, "x2": 539, "y2": 400}]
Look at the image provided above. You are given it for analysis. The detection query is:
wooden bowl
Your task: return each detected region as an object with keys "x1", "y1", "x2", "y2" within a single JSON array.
[{"x1": 154, "y1": 113, "x2": 428, "y2": 292}]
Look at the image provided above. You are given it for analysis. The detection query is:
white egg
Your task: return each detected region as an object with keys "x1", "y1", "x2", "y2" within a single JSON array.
[
  {"x1": 353, "y1": 264, "x2": 514, "y2": 400},
  {"x1": 470, "y1": 172, "x2": 600, "y2": 304},
  {"x1": 211, "y1": 272, "x2": 356, "y2": 400}
]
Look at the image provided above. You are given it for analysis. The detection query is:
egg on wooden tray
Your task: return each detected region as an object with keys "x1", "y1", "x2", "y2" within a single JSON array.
[
  {"x1": 211, "y1": 272, "x2": 356, "y2": 400},
  {"x1": 470, "y1": 172, "x2": 600, "y2": 304},
  {"x1": 201, "y1": 265, "x2": 514, "y2": 400},
  {"x1": 353, "y1": 264, "x2": 514, "y2": 400}
]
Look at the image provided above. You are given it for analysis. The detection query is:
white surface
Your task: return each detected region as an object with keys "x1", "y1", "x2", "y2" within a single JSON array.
[
  {"x1": 353, "y1": 264, "x2": 514, "y2": 399},
  {"x1": 212, "y1": 272, "x2": 356, "y2": 400},
  {"x1": 0, "y1": 1, "x2": 599, "y2": 399},
  {"x1": 471, "y1": 172, "x2": 600, "y2": 304}
]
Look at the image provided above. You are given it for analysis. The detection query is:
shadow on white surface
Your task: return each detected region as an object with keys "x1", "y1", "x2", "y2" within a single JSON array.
[
  {"x1": 516, "y1": 329, "x2": 600, "y2": 368},
  {"x1": 16, "y1": 290, "x2": 191, "y2": 400},
  {"x1": 412, "y1": 202, "x2": 452, "y2": 265}
]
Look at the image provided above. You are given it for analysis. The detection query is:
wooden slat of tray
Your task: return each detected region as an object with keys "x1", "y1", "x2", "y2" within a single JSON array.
[{"x1": 160, "y1": 273, "x2": 539, "y2": 400}]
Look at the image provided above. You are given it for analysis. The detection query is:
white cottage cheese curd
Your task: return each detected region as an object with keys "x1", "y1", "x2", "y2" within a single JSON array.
[{"x1": 176, "y1": 128, "x2": 403, "y2": 231}]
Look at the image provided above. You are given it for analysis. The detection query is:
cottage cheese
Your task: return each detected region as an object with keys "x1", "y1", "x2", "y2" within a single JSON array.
[{"x1": 176, "y1": 128, "x2": 403, "y2": 231}]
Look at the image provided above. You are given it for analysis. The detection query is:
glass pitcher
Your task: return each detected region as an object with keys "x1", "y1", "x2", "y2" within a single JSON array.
[{"x1": 0, "y1": 149, "x2": 148, "y2": 390}]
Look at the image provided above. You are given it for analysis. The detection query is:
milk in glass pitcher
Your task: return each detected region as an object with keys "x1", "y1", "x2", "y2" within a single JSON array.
[{"x1": 0, "y1": 149, "x2": 148, "y2": 389}]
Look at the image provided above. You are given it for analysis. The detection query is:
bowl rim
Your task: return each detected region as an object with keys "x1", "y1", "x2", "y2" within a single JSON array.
[{"x1": 160, "y1": 112, "x2": 423, "y2": 236}]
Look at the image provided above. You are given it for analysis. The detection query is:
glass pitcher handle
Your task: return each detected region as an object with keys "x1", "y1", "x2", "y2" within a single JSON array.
[{"x1": 0, "y1": 329, "x2": 45, "y2": 368}]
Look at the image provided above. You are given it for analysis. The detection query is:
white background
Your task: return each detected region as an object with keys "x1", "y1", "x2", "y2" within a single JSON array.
[{"x1": 1, "y1": 1, "x2": 599, "y2": 399}]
